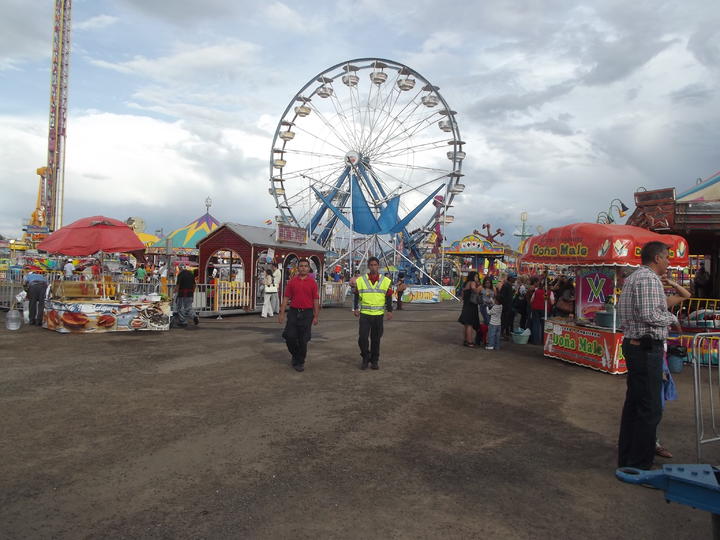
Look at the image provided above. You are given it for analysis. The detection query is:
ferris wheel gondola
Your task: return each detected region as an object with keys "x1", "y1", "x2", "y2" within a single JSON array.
[{"x1": 269, "y1": 58, "x2": 466, "y2": 262}]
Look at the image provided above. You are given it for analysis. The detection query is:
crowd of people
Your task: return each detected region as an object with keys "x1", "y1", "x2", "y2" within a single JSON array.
[{"x1": 458, "y1": 271, "x2": 578, "y2": 348}]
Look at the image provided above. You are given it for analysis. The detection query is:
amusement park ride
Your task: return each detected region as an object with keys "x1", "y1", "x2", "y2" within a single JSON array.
[
  {"x1": 24, "y1": 0, "x2": 72, "y2": 247},
  {"x1": 268, "y1": 58, "x2": 466, "y2": 278}
]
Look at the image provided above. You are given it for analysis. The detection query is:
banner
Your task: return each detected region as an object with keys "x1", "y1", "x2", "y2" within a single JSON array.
[
  {"x1": 544, "y1": 319, "x2": 626, "y2": 374},
  {"x1": 401, "y1": 285, "x2": 441, "y2": 303},
  {"x1": 575, "y1": 267, "x2": 617, "y2": 321},
  {"x1": 44, "y1": 300, "x2": 171, "y2": 333}
]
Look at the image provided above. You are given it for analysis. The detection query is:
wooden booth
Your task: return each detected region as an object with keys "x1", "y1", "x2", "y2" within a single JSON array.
[{"x1": 198, "y1": 223, "x2": 326, "y2": 312}]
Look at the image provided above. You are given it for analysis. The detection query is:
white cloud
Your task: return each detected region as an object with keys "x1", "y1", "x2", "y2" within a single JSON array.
[
  {"x1": 262, "y1": 2, "x2": 325, "y2": 34},
  {"x1": 75, "y1": 15, "x2": 119, "y2": 31},
  {"x1": 0, "y1": 116, "x2": 47, "y2": 235},
  {"x1": 89, "y1": 40, "x2": 261, "y2": 83}
]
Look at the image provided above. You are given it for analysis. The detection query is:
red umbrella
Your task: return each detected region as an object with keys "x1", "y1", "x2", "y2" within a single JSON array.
[{"x1": 37, "y1": 216, "x2": 146, "y2": 256}]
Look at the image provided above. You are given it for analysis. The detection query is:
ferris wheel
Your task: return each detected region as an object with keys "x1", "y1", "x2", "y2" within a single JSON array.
[{"x1": 269, "y1": 58, "x2": 466, "y2": 261}]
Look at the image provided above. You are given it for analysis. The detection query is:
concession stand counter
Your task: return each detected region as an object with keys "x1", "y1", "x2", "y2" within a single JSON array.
[{"x1": 521, "y1": 223, "x2": 689, "y2": 374}]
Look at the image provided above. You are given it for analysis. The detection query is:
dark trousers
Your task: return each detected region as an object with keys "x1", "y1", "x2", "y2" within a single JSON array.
[
  {"x1": 359, "y1": 313, "x2": 384, "y2": 364},
  {"x1": 28, "y1": 283, "x2": 46, "y2": 324},
  {"x1": 618, "y1": 340, "x2": 664, "y2": 469},
  {"x1": 518, "y1": 301, "x2": 529, "y2": 329},
  {"x1": 283, "y1": 308, "x2": 313, "y2": 366},
  {"x1": 501, "y1": 304, "x2": 514, "y2": 337},
  {"x1": 530, "y1": 309, "x2": 545, "y2": 345}
]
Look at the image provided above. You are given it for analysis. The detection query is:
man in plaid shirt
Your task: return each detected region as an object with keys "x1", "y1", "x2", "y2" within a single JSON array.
[{"x1": 617, "y1": 241, "x2": 679, "y2": 470}]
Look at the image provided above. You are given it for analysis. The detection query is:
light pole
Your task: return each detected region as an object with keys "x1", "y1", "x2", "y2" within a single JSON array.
[
  {"x1": 514, "y1": 211, "x2": 533, "y2": 251},
  {"x1": 596, "y1": 211, "x2": 613, "y2": 224},
  {"x1": 596, "y1": 199, "x2": 629, "y2": 224}
]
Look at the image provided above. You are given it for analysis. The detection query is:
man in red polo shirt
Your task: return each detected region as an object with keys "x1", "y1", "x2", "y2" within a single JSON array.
[{"x1": 278, "y1": 258, "x2": 319, "y2": 372}]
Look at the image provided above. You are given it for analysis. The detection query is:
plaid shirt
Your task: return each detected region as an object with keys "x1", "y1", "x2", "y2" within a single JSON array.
[{"x1": 617, "y1": 266, "x2": 678, "y2": 340}]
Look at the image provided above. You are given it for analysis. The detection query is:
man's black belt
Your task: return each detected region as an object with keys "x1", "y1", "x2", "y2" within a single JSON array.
[{"x1": 290, "y1": 307, "x2": 312, "y2": 312}]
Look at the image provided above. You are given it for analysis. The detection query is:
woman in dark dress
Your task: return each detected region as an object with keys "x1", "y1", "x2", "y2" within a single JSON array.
[{"x1": 458, "y1": 271, "x2": 481, "y2": 347}]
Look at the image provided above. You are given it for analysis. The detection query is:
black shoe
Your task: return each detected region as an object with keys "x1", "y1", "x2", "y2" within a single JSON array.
[
  {"x1": 371, "y1": 362, "x2": 379, "y2": 370},
  {"x1": 361, "y1": 360, "x2": 369, "y2": 370},
  {"x1": 193, "y1": 315, "x2": 199, "y2": 325},
  {"x1": 293, "y1": 364, "x2": 304, "y2": 372}
]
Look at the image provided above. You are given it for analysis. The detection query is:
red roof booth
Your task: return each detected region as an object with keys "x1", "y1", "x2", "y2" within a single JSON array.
[
  {"x1": 198, "y1": 223, "x2": 326, "y2": 312},
  {"x1": 520, "y1": 223, "x2": 688, "y2": 374}
]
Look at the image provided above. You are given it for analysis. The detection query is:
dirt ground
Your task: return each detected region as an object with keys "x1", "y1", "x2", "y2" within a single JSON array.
[{"x1": 1, "y1": 303, "x2": 717, "y2": 539}]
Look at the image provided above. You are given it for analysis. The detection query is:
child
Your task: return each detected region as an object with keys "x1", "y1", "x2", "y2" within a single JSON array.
[{"x1": 487, "y1": 296, "x2": 503, "y2": 350}]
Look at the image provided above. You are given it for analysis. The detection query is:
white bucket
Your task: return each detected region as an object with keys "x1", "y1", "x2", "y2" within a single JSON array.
[{"x1": 6, "y1": 309, "x2": 22, "y2": 331}]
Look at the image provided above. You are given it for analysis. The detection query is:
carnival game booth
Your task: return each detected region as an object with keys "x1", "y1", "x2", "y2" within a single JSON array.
[
  {"x1": 37, "y1": 216, "x2": 171, "y2": 333},
  {"x1": 198, "y1": 223, "x2": 326, "y2": 314},
  {"x1": 445, "y1": 232, "x2": 507, "y2": 279},
  {"x1": 521, "y1": 223, "x2": 689, "y2": 374}
]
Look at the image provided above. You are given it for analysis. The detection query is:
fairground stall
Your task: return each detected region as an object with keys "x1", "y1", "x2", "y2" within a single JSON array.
[
  {"x1": 37, "y1": 216, "x2": 171, "y2": 333},
  {"x1": 197, "y1": 222, "x2": 327, "y2": 314},
  {"x1": 521, "y1": 223, "x2": 689, "y2": 374},
  {"x1": 444, "y1": 232, "x2": 507, "y2": 280}
]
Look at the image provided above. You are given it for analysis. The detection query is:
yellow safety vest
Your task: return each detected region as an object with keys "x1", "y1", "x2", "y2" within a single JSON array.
[{"x1": 356, "y1": 274, "x2": 391, "y2": 315}]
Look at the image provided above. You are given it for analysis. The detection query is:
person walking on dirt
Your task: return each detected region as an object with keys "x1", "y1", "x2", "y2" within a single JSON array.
[
  {"x1": 353, "y1": 257, "x2": 393, "y2": 370},
  {"x1": 278, "y1": 258, "x2": 319, "y2": 372},
  {"x1": 175, "y1": 264, "x2": 199, "y2": 327},
  {"x1": 617, "y1": 241, "x2": 680, "y2": 470}
]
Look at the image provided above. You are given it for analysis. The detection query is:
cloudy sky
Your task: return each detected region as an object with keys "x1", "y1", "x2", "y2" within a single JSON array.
[{"x1": 1, "y1": 0, "x2": 718, "y2": 246}]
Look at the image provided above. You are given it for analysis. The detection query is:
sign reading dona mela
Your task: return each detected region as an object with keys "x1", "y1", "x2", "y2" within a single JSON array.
[
  {"x1": 543, "y1": 320, "x2": 626, "y2": 374},
  {"x1": 531, "y1": 243, "x2": 589, "y2": 257}
]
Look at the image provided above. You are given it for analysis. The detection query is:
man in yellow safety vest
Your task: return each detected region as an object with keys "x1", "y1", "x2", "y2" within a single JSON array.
[{"x1": 353, "y1": 257, "x2": 394, "y2": 370}]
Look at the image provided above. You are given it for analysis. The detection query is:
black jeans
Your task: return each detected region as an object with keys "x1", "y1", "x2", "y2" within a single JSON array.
[
  {"x1": 517, "y1": 301, "x2": 529, "y2": 329},
  {"x1": 618, "y1": 339, "x2": 664, "y2": 469},
  {"x1": 359, "y1": 313, "x2": 384, "y2": 364},
  {"x1": 28, "y1": 283, "x2": 47, "y2": 325},
  {"x1": 283, "y1": 308, "x2": 313, "y2": 366},
  {"x1": 501, "y1": 304, "x2": 514, "y2": 337}
]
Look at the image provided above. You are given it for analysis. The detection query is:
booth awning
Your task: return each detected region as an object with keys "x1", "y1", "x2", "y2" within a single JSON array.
[
  {"x1": 149, "y1": 212, "x2": 220, "y2": 254},
  {"x1": 520, "y1": 223, "x2": 688, "y2": 268},
  {"x1": 37, "y1": 216, "x2": 146, "y2": 256}
]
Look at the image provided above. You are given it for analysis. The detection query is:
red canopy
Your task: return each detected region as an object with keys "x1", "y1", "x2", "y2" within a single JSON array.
[
  {"x1": 37, "y1": 216, "x2": 146, "y2": 256},
  {"x1": 520, "y1": 223, "x2": 688, "y2": 267}
]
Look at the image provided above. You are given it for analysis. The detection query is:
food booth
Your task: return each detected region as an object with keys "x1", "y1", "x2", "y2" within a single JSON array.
[
  {"x1": 37, "y1": 216, "x2": 171, "y2": 333},
  {"x1": 521, "y1": 223, "x2": 689, "y2": 374}
]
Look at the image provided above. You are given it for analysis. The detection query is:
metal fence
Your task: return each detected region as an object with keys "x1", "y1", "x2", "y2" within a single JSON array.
[
  {"x1": 691, "y1": 332, "x2": 720, "y2": 462},
  {"x1": 322, "y1": 282, "x2": 350, "y2": 307},
  {"x1": 0, "y1": 281, "x2": 24, "y2": 310},
  {"x1": 1, "y1": 276, "x2": 252, "y2": 315},
  {"x1": 672, "y1": 297, "x2": 720, "y2": 331}
]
